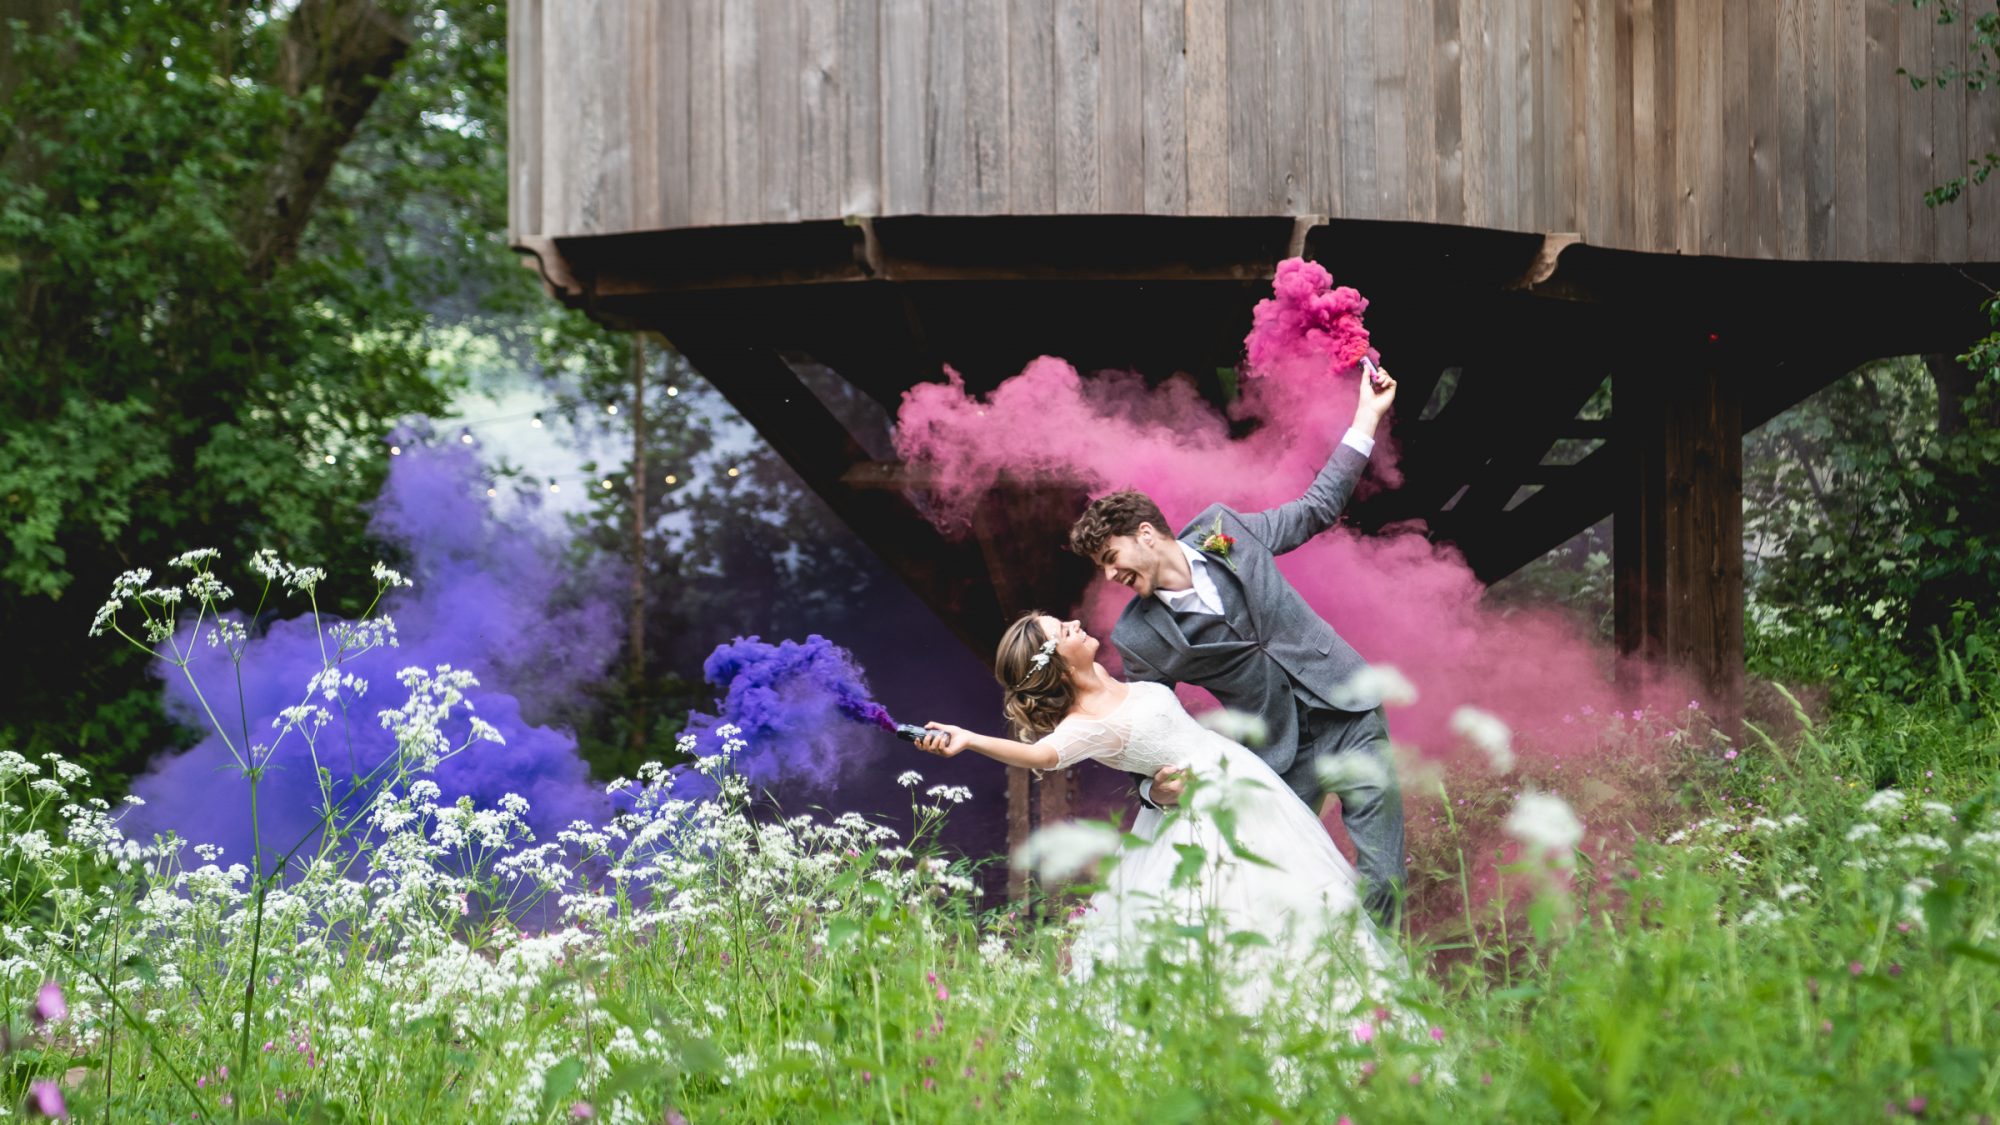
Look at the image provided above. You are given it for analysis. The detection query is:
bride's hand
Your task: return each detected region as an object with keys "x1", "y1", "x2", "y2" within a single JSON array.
[{"x1": 916, "y1": 722, "x2": 974, "y2": 757}]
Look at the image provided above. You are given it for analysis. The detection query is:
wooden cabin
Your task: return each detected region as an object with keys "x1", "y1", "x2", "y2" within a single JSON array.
[{"x1": 509, "y1": 0, "x2": 2000, "y2": 868}]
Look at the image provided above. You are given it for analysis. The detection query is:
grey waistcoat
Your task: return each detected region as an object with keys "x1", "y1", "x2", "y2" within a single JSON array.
[{"x1": 1111, "y1": 442, "x2": 1380, "y2": 779}]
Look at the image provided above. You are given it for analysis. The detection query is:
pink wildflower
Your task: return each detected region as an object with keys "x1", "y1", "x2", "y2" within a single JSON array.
[
  {"x1": 1723, "y1": 749, "x2": 1738, "y2": 761},
  {"x1": 1351, "y1": 1021, "x2": 1376, "y2": 1044},
  {"x1": 24, "y1": 1080, "x2": 65, "y2": 1120},
  {"x1": 1849, "y1": 961, "x2": 1865, "y2": 977},
  {"x1": 1429, "y1": 1027, "x2": 1445, "y2": 1042},
  {"x1": 30, "y1": 982, "x2": 65, "y2": 1027},
  {"x1": 569, "y1": 1102, "x2": 594, "y2": 1119}
]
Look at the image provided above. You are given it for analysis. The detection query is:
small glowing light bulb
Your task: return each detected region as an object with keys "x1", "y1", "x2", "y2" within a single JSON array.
[
  {"x1": 531, "y1": 414, "x2": 544, "y2": 428},
  {"x1": 601, "y1": 479, "x2": 613, "y2": 489},
  {"x1": 324, "y1": 454, "x2": 337, "y2": 464},
  {"x1": 606, "y1": 403, "x2": 619, "y2": 415},
  {"x1": 487, "y1": 488, "x2": 497, "y2": 498},
  {"x1": 390, "y1": 445, "x2": 402, "y2": 456},
  {"x1": 727, "y1": 466, "x2": 740, "y2": 478},
  {"x1": 666, "y1": 386, "x2": 679, "y2": 397},
  {"x1": 549, "y1": 482, "x2": 560, "y2": 493},
  {"x1": 664, "y1": 474, "x2": 678, "y2": 485}
]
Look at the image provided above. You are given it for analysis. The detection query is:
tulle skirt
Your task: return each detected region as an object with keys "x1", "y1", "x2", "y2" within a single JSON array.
[{"x1": 1066, "y1": 740, "x2": 1404, "y2": 1023}]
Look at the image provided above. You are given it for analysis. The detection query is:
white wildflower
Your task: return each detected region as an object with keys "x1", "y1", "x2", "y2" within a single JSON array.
[
  {"x1": 1012, "y1": 820, "x2": 1121, "y2": 884},
  {"x1": 1893, "y1": 833, "x2": 1950, "y2": 856},
  {"x1": 1738, "y1": 900, "x2": 1784, "y2": 927},
  {"x1": 1504, "y1": 791, "x2": 1583, "y2": 864},
  {"x1": 1198, "y1": 708, "x2": 1271, "y2": 748},
  {"x1": 1861, "y1": 789, "x2": 1906, "y2": 817},
  {"x1": 370, "y1": 561, "x2": 415, "y2": 588},
  {"x1": 1316, "y1": 751, "x2": 1389, "y2": 794},
  {"x1": 1845, "y1": 822, "x2": 1882, "y2": 843},
  {"x1": 1330, "y1": 664, "x2": 1419, "y2": 710},
  {"x1": 1450, "y1": 706, "x2": 1514, "y2": 773},
  {"x1": 896, "y1": 770, "x2": 923, "y2": 789}
]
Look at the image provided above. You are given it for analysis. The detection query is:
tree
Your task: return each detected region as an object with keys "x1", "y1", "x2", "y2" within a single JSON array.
[{"x1": 0, "y1": 2, "x2": 532, "y2": 783}]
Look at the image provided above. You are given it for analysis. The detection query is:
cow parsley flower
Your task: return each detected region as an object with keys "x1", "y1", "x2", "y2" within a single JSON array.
[
  {"x1": 1504, "y1": 791, "x2": 1583, "y2": 863},
  {"x1": 1012, "y1": 820, "x2": 1121, "y2": 884},
  {"x1": 1450, "y1": 706, "x2": 1514, "y2": 774}
]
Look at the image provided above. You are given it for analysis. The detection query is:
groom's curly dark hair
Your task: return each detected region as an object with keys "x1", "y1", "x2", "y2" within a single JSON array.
[{"x1": 1068, "y1": 490, "x2": 1170, "y2": 561}]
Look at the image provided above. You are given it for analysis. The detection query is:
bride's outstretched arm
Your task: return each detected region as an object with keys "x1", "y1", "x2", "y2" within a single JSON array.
[{"x1": 914, "y1": 722, "x2": 1061, "y2": 770}]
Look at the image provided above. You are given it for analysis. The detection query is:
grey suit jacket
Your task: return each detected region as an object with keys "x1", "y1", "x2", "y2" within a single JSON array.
[{"x1": 1109, "y1": 442, "x2": 1380, "y2": 777}]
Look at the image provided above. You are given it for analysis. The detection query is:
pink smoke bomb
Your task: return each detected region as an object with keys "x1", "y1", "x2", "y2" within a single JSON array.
[{"x1": 1361, "y1": 355, "x2": 1390, "y2": 392}]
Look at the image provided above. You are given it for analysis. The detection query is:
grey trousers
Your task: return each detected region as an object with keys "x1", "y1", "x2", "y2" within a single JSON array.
[{"x1": 1278, "y1": 705, "x2": 1405, "y2": 931}]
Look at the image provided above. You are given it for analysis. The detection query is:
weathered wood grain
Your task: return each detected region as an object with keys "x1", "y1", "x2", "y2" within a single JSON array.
[
  {"x1": 509, "y1": 0, "x2": 1999, "y2": 262},
  {"x1": 800, "y1": 0, "x2": 844, "y2": 221},
  {"x1": 1139, "y1": 0, "x2": 1186, "y2": 214},
  {"x1": 926, "y1": 0, "x2": 970, "y2": 213},
  {"x1": 686, "y1": 0, "x2": 725, "y2": 226},
  {"x1": 1184, "y1": 0, "x2": 1228, "y2": 214},
  {"x1": 964, "y1": 0, "x2": 1010, "y2": 212},
  {"x1": 720, "y1": 0, "x2": 761, "y2": 224},
  {"x1": 882, "y1": 0, "x2": 929, "y2": 214},
  {"x1": 1227, "y1": 0, "x2": 1271, "y2": 214},
  {"x1": 1052, "y1": 0, "x2": 1099, "y2": 212},
  {"x1": 1099, "y1": 0, "x2": 1144, "y2": 212},
  {"x1": 1007, "y1": 0, "x2": 1055, "y2": 215}
]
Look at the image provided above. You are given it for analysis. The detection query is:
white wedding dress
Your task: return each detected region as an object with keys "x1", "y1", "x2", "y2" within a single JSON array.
[{"x1": 1040, "y1": 680, "x2": 1403, "y2": 1021}]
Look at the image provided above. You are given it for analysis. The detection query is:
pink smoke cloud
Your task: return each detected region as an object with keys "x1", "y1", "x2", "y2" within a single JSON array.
[
  {"x1": 892, "y1": 261, "x2": 1696, "y2": 903},
  {"x1": 1245, "y1": 257, "x2": 1376, "y2": 378}
]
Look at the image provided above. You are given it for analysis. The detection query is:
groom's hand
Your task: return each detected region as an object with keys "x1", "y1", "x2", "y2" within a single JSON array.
[
  {"x1": 1150, "y1": 765, "x2": 1187, "y2": 807},
  {"x1": 1354, "y1": 366, "x2": 1398, "y2": 435}
]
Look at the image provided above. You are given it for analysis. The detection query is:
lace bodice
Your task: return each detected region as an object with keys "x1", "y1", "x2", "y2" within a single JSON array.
[{"x1": 1040, "y1": 681, "x2": 1236, "y2": 777}]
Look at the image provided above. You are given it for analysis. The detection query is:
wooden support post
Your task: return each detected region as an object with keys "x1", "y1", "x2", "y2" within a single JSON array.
[
  {"x1": 1006, "y1": 765, "x2": 1032, "y2": 902},
  {"x1": 1614, "y1": 360, "x2": 1745, "y2": 722}
]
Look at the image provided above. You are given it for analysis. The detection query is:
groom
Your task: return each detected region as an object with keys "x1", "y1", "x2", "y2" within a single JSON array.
[{"x1": 1066, "y1": 369, "x2": 1405, "y2": 928}]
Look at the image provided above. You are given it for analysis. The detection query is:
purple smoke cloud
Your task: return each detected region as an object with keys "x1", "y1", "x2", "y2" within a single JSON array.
[
  {"x1": 124, "y1": 444, "x2": 621, "y2": 867},
  {"x1": 675, "y1": 635, "x2": 900, "y2": 802}
]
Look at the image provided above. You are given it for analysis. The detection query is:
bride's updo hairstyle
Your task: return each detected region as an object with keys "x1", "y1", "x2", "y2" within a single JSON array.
[{"x1": 995, "y1": 611, "x2": 1074, "y2": 742}]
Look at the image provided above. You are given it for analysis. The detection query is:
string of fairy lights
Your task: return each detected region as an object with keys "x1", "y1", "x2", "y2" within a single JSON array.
[{"x1": 357, "y1": 379, "x2": 751, "y2": 500}]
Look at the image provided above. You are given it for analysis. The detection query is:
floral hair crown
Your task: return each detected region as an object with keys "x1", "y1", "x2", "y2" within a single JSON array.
[{"x1": 1015, "y1": 638, "x2": 1059, "y2": 688}]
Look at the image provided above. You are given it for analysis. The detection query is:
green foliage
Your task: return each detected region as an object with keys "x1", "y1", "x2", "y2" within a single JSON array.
[
  {"x1": 0, "y1": 2, "x2": 538, "y2": 785},
  {"x1": 2, "y1": 630, "x2": 1996, "y2": 1120},
  {"x1": 1745, "y1": 357, "x2": 2000, "y2": 709}
]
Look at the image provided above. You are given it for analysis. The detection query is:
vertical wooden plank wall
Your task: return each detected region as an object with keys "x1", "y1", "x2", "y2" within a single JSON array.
[{"x1": 510, "y1": 0, "x2": 1995, "y2": 263}]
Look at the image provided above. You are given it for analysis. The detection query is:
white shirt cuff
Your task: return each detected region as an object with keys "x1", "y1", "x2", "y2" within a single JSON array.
[
  {"x1": 1340, "y1": 427, "x2": 1375, "y2": 458},
  {"x1": 1139, "y1": 778, "x2": 1154, "y2": 805}
]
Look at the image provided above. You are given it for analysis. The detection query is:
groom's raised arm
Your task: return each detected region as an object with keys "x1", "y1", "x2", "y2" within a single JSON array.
[{"x1": 1235, "y1": 369, "x2": 1397, "y2": 556}]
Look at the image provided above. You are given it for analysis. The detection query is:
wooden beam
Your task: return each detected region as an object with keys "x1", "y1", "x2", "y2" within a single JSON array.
[
  {"x1": 1613, "y1": 359, "x2": 1745, "y2": 720},
  {"x1": 664, "y1": 341, "x2": 1007, "y2": 654}
]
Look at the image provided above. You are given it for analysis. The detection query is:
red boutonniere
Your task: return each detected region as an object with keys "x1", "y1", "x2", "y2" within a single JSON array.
[{"x1": 1199, "y1": 515, "x2": 1237, "y2": 572}]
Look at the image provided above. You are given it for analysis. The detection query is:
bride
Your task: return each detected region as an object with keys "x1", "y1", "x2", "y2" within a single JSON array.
[{"x1": 915, "y1": 611, "x2": 1403, "y2": 1020}]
